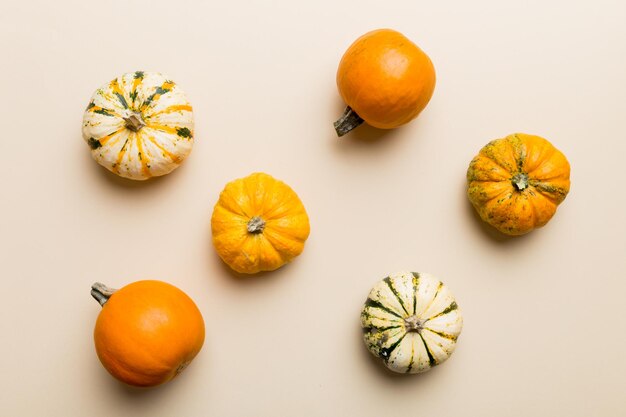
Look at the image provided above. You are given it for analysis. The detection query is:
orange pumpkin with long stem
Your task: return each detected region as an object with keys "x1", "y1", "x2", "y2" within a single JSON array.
[
  {"x1": 334, "y1": 29, "x2": 436, "y2": 136},
  {"x1": 91, "y1": 280, "x2": 205, "y2": 387}
]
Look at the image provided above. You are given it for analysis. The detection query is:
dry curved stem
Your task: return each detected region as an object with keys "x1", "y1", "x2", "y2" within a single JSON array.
[
  {"x1": 91, "y1": 282, "x2": 117, "y2": 306},
  {"x1": 334, "y1": 106, "x2": 364, "y2": 137},
  {"x1": 124, "y1": 113, "x2": 146, "y2": 132}
]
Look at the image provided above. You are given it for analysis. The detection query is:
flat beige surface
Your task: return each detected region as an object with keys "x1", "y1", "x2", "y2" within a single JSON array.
[{"x1": 1, "y1": 1, "x2": 625, "y2": 415}]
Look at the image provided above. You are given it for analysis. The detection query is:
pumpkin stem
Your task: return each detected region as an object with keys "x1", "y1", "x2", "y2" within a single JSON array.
[
  {"x1": 334, "y1": 106, "x2": 364, "y2": 137},
  {"x1": 247, "y1": 216, "x2": 266, "y2": 234},
  {"x1": 404, "y1": 315, "x2": 424, "y2": 333},
  {"x1": 512, "y1": 172, "x2": 529, "y2": 191},
  {"x1": 91, "y1": 282, "x2": 117, "y2": 306},
  {"x1": 124, "y1": 113, "x2": 146, "y2": 132}
]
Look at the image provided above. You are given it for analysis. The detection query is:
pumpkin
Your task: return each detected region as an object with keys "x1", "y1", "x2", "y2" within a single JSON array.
[
  {"x1": 211, "y1": 172, "x2": 310, "y2": 274},
  {"x1": 467, "y1": 133, "x2": 571, "y2": 236},
  {"x1": 361, "y1": 272, "x2": 463, "y2": 374},
  {"x1": 334, "y1": 29, "x2": 436, "y2": 136},
  {"x1": 91, "y1": 280, "x2": 205, "y2": 387},
  {"x1": 82, "y1": 71, "x2": 194, "y2": 180}
]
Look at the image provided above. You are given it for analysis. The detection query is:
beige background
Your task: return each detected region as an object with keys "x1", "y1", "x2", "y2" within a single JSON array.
[{"x1": 1, "y1": 0, "x2": 625, "y2": 415}]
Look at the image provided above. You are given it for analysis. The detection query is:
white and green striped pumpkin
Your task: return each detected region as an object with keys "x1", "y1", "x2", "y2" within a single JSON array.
[
  {"x1": 82, "y1": 71, "x2": 194, "y2": 180},
  {"x1": 361, "y1": 272, "x2": 463, "y2": 374}
]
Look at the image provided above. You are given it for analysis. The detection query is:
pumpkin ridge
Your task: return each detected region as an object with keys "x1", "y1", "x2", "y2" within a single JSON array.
[
  {"x1": 423, "y1": 327, "x2": 458, "y2": 342},
  {"x1": 139, "y1": 81, "x2": 175, "y2": 112},
  {"x1": 528, "y1": 172, "x2": 570, "y2": 182},
  {"x1": 406, "y1": 338, "x2": 415, "y2": 373},
  {"x1": 89, "y1": 105, "x2": 120, "y2": 118},
  {"x1": 114, "y1": 136, "x2": 131, "y2": 173},
  {"x1": 364, "y1": 298, "x2": 404, "y2": 319},
  {"x1": 215, "y1": 188, "x2": 249, "y2": 218},
  {"x1": 479, "y1": 143, "x2": 516, "y2": 174},
  {"x1": 523, "y1": 137, "x2": 558, "y2": 173},
  {"x1": 384, "y1": 277, "x2": 410, "y2": 316},
  {"x1": 467, "y1": 155, "x2": 512, "y2": 183},
  {"x1": 149, "y1": 104, "x2": 193, "y2": 117},
  {"x1": 426, "y1": 301, "x2": 458, "y2": 321},
  {"x1": 261, "y1": 203, "x2": 306, "y2": 221},
  {"x1": 418, "y1": 281, "x2": 443, "y2": 319},
  {"x1": 526, "y1": 192, "x2": 540, "y2": 227},
  {"x1": 468, "y1": 181, "x2": 512, "y2": 205},
  {"x1": 530, "y1": 183, "x2": 567, "y2": 205},
  {"x1": 363, "y1": 324, "x2": 402, "y2": 333},
  {"x1": 135, "y1": 133, "x2": 152, "y2": 178},
  {"x1": 129, "y1": 78, "x2": 143, "y2": 107},
  {"x1": 471, "y1": 159, "x2": 511, "y2": 182},
  {"x1": 255, "y1": 176, "x2": 281, "y2": 218},
  {"x1": 144, "y1": 132, "x2": 179, "y2": 162},
  {"x1": 243, "y1": 172, "x2": 270, "y2": 213},
  {"x1": 147, "y1": 123, "x2": 194, "y2": 139},
  {"x1": 362, "y1": 308, "x2": 404, "y2": 325},
  {"x1": 109, "y1": 78, "x2": 131, "y2": 109},
  {"x1": 411, "y1": 272, "x2": 420, "y2": 315},
  {"x1": 262, "y1": 227, "x2": 307, "y2": 251},
  {"x1": 256, "y1": 235, "x2": 287, "y2": 271},
  {"x1": 212, "y1": 205, "x2": 247, "y2": 223},
  {"x1": 379, "y1": 332, "x2": 407, "y2": 363},
  {"x1": 89, "y1": 127, "x2": 125, "y2": 147},
  {"x1": 418, "y1": 333, "x2": 437, "y2": 368}
]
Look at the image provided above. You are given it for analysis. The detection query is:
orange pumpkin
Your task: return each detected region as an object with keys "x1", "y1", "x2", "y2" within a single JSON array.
[
  {"x1": 91, "y1": 280, "x2": 205, "y2": 387},
  {"x1": 467, "y1": 133, "x2": 571, "y2": 236},
  {"x1": 211, "y1": 172, "x2": 310, "y2": 274},
  {"x1": 334, "y1": 28, "x2": 436, "y2": 136}
]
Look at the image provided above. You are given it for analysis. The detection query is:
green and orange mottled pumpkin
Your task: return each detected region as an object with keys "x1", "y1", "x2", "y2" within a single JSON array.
[
  {"x1": 467, "y1": 133, "x2": 571, "y2": 236},
  {"x1": 82, "y1": 71, "x2": 194, "y2": 180}
]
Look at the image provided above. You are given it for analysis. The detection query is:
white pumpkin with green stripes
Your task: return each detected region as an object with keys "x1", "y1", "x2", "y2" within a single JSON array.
[
  {"x1": 82, "y1": 71, "x2": 194, "y2": 180},
  {"x1": 361, "y1": 272, "x2": 463, "y2": 373}
]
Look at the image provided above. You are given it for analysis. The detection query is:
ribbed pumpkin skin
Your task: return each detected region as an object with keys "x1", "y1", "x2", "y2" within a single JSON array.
[
  {"x1": 82, "y1": 71, "x2": 194, "y2": 180},
  {"x1": 361, "y1": 272, "x2": 463, "y2": 374},
  {"x1": 211, "y1": 173, "x2": 310, "y2": 274},
  {"x1": 337, "y1": 29, "x2": 436, "y2": 129},
  {"x1": 467, "y1": 133, "x2": 571, "y2": 236},
  {"x1": 94, "y1": 280, "x2": 205, "y2": 387}
]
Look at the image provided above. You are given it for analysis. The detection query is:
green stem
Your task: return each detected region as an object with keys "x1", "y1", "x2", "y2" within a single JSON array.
[{"x1": 333, "y1": 106, "x2": 364, "y2": 137}]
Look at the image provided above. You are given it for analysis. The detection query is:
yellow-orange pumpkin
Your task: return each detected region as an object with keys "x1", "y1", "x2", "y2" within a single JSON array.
[
  {"x1": 211, "y1": 172, "x2": 310, "y2": 274},
  {"x1": 334, "y1": 28, "x2": 436, "y2": 136},
  {"x1": 467, "y1": 133, "x2": 571, "y2": 236},
  {"x1": 91, "y1": 280, "x2": 205, "y2": 387}
]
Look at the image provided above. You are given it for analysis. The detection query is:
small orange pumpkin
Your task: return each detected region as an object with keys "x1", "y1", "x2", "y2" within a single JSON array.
[
  {"x1": 211, "y1": 172, "x2": 310, "y2": 274},
  {"x1": 467, "y1": 133, "x2": 571, "y2": 236},
  {"x1": 91, "y1": 280, "x2": 205, "y2": 387},
  {"x1": 334, "y1": 28, "x2": 436, "y2": 136}
]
